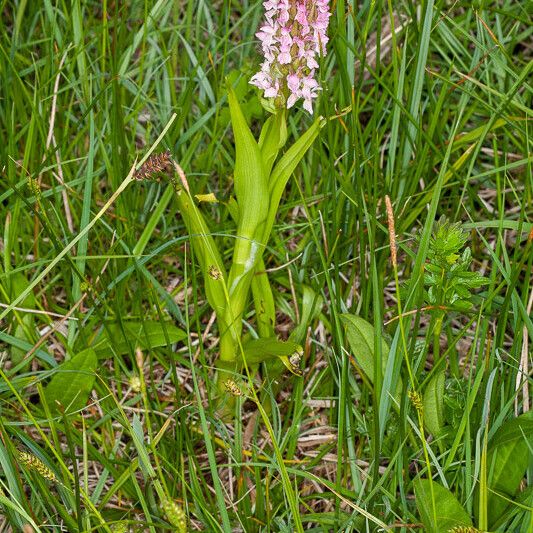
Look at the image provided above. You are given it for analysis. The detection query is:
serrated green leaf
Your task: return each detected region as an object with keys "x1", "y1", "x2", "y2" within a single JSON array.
[
  {"x1": 43, "y1": 348, "x2": 98, "y2": 414},
  {"x1": 91, "y1": 321, "x2": 187, "y2": 359},
  {"x1": 414, "y1": 479, "x2": 473, "y2": 532},
  {"x1": 423, "y1": 370, "x2": 445, "y2": 436}
]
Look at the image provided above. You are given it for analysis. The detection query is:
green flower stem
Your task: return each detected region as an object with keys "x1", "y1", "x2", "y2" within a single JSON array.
[{"x1": 251, "y1": 258, "x2": 276, "y2": 338}]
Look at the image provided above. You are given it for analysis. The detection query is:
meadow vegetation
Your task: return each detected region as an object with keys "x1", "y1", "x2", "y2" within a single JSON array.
[{"x1": 0, "y1": 1, "x2": 532, "y2": 531}]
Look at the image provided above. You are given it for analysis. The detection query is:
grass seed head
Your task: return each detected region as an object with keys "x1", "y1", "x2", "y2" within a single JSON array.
[
  {"x1": 408, "y1": 390, "x2": 423, "y2": 413},
  {"x1": 17, "y1": 450, "x2": 58, "y2": 483},
  {"x1": 162, "y1": 498, "x2": 187, "y2": 532},
  {"x1": 134, "y1": 150, "x2": 172, "y2": 181}
]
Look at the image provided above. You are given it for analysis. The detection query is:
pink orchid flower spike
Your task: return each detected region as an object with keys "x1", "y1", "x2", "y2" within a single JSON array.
[{"x1": 250, "y1": 0, "x2": 332, "y2": 114}]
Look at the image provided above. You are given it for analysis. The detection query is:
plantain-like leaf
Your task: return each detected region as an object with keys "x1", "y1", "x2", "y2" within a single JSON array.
[
  {"x1": 414, "y1": 479, "x2": 473, "y2": 532},
  {"x1": 423, "y1": 370, "x2": 446, "y2": 436},
  {"x1": 9, "y1": 273, "x2": 36, "y2": 368},
  {"x1": 91, "y1": 321, "x2": 187, "y2": 359},
  {"x1": 475, "y1": 412, "x2": 533, "y2": 528},
  {"x1": 43, "y1": 348, "x2": 98, "y2": 414},
  {"x1": 340, "y1": 314, "x2": 401, "y2": 398}
]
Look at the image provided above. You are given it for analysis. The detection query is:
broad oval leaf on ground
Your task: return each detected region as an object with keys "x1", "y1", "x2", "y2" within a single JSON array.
[
  {"x1": 414, "y1": 478, "x2": 473, "y2": 532},
  {"x1": 91, "y1": 321, "x2": 187, "y2": 359},
  {"x1": 423, "y1": 370, "x2": 445, "y2": 436},
  {"x1": 43, "y1": 348, "x2": 98, "y2": 415},
  {"x1": 476, "y1": 412, "x2": 533, "y2": 528}
]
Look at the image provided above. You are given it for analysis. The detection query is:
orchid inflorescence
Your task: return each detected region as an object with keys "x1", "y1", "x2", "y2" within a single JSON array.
[{"x1": 251, "y1": 0, "x2": 331, "y2": 114}]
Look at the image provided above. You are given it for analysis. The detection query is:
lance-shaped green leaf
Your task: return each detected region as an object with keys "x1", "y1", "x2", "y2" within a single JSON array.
[
  {"x1": 261, "y1": 117, "x2": 323, "y2": 245},
  {"x1": 226, "y1": 197, "x2": 275, "y2": 340},
  {"x1": 90, "y1": 320, "x2": 187, "y2": 359},
  {"x1": 258, "y1": 110, "x2": 287, "y2": 176},
  {"x1": 227, "y1": 86, "x2": 269, "y2": 264},
  {"x1": 174, "y1": 188, "x2": 228, "y2": 319},
  {"x1": 242, "y1": 337, "x2": 302, "y2": 367},
  {"x1": 341, "y1": 314, "x2": 401, "y2": 398},
  {"x1": 475, "y1": 412, "x2": 533, "y2": 528},
  {"x1": 224, "y1": 87, "x2": 271, "y2": 356}
]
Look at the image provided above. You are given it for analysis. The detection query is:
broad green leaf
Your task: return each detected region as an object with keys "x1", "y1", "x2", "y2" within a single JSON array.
[
  {"x1": 340, "y1": 314, "x2": 401, "y2": 396},
  {"x1": 91, "y1": 321, "x2": 187, "y2": 359},
  {"x1": 43, "y1": 348, "x2": 98, "y2": 414},
  {"x1": 414, "y1": 479, "x2": 473, "y2": 532},
  {"x1": 243, "y1": 337, "x2": 302, "y2": 365},
  {"x1": 423, "y1": 370, "x2": 445, "y2": 436},
  {"x1": 475, "y1": 412, "x2": 533, "y2": 528},
  {"x1": 8, "y1": 273, "x2": 36, "y2": 368}
]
